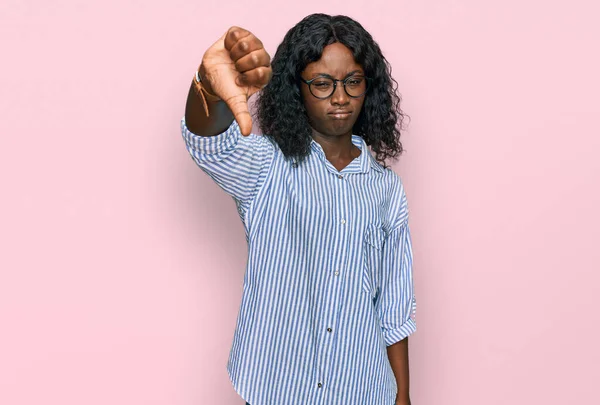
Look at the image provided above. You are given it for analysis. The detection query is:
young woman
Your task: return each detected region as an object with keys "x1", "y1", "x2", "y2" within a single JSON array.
[{"x1": 181, "y1": 14, "x2": 416, "y2": 405}]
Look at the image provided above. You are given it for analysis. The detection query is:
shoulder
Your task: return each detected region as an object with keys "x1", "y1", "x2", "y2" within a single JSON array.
[
  {"x1": 376, "y1": 165, "x2": 409, "y2": 230},
  {"x1": 366, "y1": 154, "x2": 405, "y2": 194}
]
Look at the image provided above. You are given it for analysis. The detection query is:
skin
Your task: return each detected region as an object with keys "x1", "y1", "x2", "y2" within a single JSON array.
[
  {"x1": 184, "y1": 27, "x2": 411, "y2": 405},
  {"x1": 184, "y1": 27, "x2": 272, "y2": 137},
  {"x1": 388, "y1": 338, "x2": 411, "y2": 405},
  {"x1": 299, "y1": 42, "x2": 364, "y2": 171}
]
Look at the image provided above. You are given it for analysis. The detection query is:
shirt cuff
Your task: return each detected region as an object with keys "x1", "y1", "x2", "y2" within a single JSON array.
[
  {"x1": 383, "y1": 318, "x2": 417, "y2": 346},
  {"x1": 180, "y1": 118, "x2": 242, "y2": 156}
]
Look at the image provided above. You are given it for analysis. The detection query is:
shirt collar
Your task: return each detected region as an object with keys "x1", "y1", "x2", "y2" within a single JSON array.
[{"x1": 308, "y1": 135, "x2": 385, "y2": 175}]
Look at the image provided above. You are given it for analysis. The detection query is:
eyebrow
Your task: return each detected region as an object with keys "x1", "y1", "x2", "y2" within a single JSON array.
[{"x1": 311, "y1": 70, "x2": 364, "y2": 80}]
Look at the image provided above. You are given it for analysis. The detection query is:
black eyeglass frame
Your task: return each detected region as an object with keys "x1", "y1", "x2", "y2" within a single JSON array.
[{"x1": 299, "y1": 74, "x2": 371, "y2": 99}]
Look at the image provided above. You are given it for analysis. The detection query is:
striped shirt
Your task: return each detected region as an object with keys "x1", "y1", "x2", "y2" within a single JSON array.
[{"x1": 181, "y1": 119, "x2": 416, "y2": 405}]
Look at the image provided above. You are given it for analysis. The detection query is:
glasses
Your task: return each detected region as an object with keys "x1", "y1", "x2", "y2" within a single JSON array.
[{"x1": 300, "y1": 74, "x2": 370, "y2": 99}]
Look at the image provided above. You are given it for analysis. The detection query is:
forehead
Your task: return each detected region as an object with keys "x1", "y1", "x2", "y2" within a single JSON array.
[{"x1": 303, "y1": 43, "x2": 363, "y2": 77}]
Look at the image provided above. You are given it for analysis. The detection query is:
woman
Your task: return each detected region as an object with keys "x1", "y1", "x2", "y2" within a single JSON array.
[{"x1": 181, "y1": 14, "x2": 416, "y2": 405}]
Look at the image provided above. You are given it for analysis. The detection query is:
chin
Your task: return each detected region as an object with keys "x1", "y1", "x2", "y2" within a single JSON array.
[
  {"x1": 310, "y1": 116, "x2": 357, "y2": 137},
  {"x1": 329, "y1": 121, "x2": 356, "y2": 136}
]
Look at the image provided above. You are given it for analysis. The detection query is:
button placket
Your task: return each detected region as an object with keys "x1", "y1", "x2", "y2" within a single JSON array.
[{"x1": 317, "y1": 170, "x2": 348, "y2": 395}]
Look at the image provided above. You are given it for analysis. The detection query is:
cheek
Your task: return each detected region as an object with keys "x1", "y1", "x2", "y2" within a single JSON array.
[
  {"x1": 302, "y1": 99, "x2": 327, "y2": 122},
  {"x1": 351, "y1": 97, "x2": 365, "y2": 113}
]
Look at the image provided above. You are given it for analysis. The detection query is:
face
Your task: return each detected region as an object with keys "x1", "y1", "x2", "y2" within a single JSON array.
[{"x1": 300, "y1": 43, "x2": 366, "y2": 139}]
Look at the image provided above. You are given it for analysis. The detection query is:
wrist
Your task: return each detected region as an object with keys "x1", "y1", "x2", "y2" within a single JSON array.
[
  {"x1": 395, "y1": 396, "x2": 411, "y2": 405},
  {"x1": 192, "y1": 66, "x2": 222, "y2": 117},
  {"x1": 197, "y1": 64, "x2": 219, "y2": 98},
  {"x1": 194, "y1": 70, "x2": 220, "y2": 100}
]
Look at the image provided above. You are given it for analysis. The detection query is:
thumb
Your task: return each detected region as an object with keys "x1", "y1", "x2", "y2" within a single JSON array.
[{"x1": 225, "y1": 93, "x2": 253, "y2": 136}]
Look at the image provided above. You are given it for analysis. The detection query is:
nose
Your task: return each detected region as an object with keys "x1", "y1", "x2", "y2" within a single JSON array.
[{"x1": 330, "y1": 81, "x2": 350, "y2": 106}]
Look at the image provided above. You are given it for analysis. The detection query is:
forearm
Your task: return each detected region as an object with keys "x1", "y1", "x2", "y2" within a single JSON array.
[
  {"x1": 184, "y1": 78, "x2": 234, "y2": 137},
  {"x1": 386, "y1": 337, "x2": 411, "y2": 404}
]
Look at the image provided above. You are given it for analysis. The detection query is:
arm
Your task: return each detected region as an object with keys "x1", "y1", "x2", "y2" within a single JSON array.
[
  {"x1": 387, "y1": 337, "x2": 411, "y2": 405},
  {"x1": 184, "y1": 78, "x2": 233, "y2": 137},
  {"x1": 377, "y1": 180, "x2": 417, "y2": 404},
  {"x1": 181, "y1": 27, "x2": 274, "y2": 215}
]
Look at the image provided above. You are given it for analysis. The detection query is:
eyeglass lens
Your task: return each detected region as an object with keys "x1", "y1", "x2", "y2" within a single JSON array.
[{"x1": 309, "y1": 76, "x2": 368, "y2": 99}]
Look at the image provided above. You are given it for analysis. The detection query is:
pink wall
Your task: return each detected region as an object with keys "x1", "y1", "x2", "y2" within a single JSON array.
[{"x1": 1, "y1": 1, "x2": 598, "y2": 404}]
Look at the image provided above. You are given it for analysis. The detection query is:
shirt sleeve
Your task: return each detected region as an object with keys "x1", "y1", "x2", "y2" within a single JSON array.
[
  {"x1": 376, "y1": 186, "x2": 417, "y2": 346},
  {"x1": 180, "y1": 118, "x2": 275, "y2": 217}
]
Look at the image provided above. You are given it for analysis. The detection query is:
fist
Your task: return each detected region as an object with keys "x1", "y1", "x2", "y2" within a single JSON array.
[{"x1": 200, "y1": 26, "x2": 272, "y2": 136}]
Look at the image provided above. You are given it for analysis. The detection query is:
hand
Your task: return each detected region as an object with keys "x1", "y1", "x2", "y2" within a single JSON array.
[{"x1": 200, "y1": 26, "x2": 272, "y2": 136}]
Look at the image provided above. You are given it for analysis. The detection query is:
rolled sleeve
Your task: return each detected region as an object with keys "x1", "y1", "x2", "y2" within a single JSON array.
[
  {"x1": 180, "y1": 118, "x2": 275, "y2": 216},
  {"x1": 377, "y1": 220, "x2": 417, "y2": 346}
]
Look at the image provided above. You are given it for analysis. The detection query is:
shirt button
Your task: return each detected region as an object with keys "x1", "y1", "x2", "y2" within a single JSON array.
[
  {"x1": 337, "y1": 174, "x2": 343, "y2": 179},
  {"x1": 334, "y1": 270, "x2": 339, "y2": 276},
  {"x1": 317, "y1": 382, "x2": 323, "y2": 388},
  {"x1": 340, "y1": 219, "x2": 346, "y2": 225},
  {"x1": 327, "y1": 327, "x2": 332, "y2": 332}
]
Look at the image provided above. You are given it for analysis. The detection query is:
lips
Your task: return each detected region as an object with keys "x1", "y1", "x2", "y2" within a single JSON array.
[{"x1": 328, "y1": 110, "x2": 352, "y2": 119}]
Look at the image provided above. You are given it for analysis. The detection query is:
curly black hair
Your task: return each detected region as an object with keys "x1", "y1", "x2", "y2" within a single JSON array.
[{"x1": 255, "y1": 13, "x2": 406, "y2": 166}]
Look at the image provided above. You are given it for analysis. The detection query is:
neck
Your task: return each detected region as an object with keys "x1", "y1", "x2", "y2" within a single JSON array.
[{"x1": 311, "y1": 129, "x2": 360, "y2": 161}]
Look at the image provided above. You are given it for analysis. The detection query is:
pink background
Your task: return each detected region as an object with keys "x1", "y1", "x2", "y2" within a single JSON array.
[{"x1": 1, "y1": 1, "x2": 599, "y2": 404}]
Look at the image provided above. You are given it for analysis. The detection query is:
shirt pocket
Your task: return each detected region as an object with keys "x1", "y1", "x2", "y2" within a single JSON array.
[{"x1": 362, "y1": 224, "x2": 386, "y2": 300}]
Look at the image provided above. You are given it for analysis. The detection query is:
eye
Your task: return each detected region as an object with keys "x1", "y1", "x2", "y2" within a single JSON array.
[
  {"x1": 313, "y1": 81, "x2": 332, "y2": 88},
  {"x1": 346, "y1": 77, "x2": 364, "y2": 87}
]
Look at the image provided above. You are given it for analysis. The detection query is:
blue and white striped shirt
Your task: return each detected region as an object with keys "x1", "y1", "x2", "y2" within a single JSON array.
[{"x1": 181, "y1": 119, "x2": 416, "y2": 405}]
